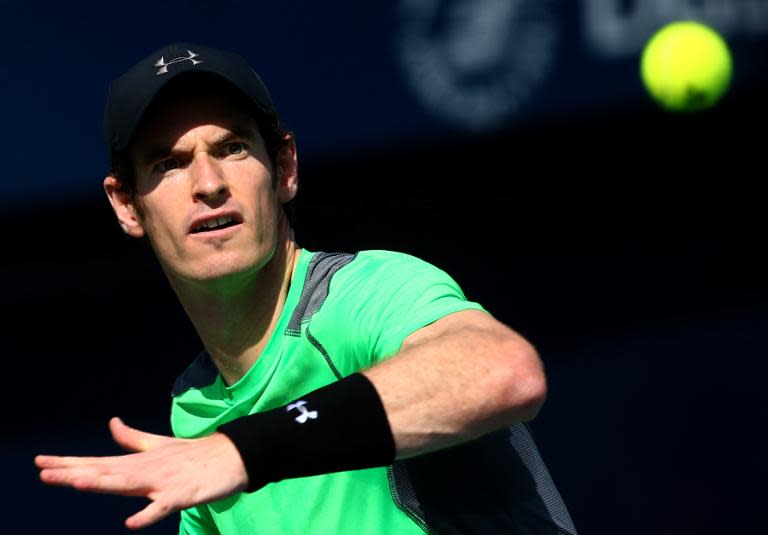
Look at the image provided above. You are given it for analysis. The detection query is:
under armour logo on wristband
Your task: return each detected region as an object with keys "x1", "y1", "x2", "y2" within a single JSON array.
[{"x1": 287, "y1": 401, "x2": 318, "y2": 423}]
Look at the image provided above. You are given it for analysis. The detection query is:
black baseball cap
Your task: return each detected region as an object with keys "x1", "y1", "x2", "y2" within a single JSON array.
[{"x1": 104, "y1": 42, "x2": 277, "y2": 161}]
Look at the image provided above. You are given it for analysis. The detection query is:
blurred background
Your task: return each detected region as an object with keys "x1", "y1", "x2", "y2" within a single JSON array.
[{"x1": 6, "y1": 0, "x2": 767, "y2": 533}]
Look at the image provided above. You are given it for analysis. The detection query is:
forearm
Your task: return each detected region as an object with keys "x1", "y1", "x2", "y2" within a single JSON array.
[
  {"x1": 363, "y1": 316, "x2": 547, "y2": 458},
  {"x1": 218, "y1": 311, "x2": 545, "y2": 490},
  {"x1": 35, "y1": 312, "x2": 546, "y2": 525}
]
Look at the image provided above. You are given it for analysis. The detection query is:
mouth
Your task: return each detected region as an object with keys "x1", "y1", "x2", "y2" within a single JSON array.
[{"x1": 189, "y1": 214, "x2": 243, "y2": 234}]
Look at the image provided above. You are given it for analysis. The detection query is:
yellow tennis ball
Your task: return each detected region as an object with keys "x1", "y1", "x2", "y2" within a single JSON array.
[{"x1": 641, "y1": 21, "x2": 733, "y2": 111}]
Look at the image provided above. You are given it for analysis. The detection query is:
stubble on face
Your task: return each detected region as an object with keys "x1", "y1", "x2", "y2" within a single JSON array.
[{"x1": 127, "y1": 82, "x2": 284, "y2": 290}]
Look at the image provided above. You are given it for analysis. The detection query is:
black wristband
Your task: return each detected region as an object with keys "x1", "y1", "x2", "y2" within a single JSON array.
[{"x1": 218, "y1": 372, "x2": 395, "y2": 492}]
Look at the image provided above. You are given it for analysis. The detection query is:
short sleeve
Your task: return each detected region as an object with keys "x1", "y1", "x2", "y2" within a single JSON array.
[
  {"x1": 315, "y1": 251, "x2": 486, "y2": 369},
  {"x1": 372, "y1": 257, "x2": 485, "y2": 358}
]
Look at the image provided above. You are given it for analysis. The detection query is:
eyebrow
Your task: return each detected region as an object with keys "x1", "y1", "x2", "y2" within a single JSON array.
[
  {"x1": 137, "y1": 124, "x2": 260, "y2": 166},
  {"x1": 211, "y1": 126, "x2": 259, "y2": 148}
]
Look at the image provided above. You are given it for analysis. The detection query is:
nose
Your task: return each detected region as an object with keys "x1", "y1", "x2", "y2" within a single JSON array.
[{"x1": 191, "y1": 153, "x2": 229, "y2": 202}]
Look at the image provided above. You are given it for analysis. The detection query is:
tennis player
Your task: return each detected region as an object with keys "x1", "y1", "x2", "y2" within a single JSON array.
[{"x1": 35, "y1": 43, "x2": 577, "y2": 534}]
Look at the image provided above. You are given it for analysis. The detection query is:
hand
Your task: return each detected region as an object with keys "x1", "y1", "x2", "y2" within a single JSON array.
[{"x1": 35, "y1": 417, "x2": 248, "y2": 530}]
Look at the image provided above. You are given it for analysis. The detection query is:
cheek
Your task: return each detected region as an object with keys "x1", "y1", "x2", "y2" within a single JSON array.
[
  {"x1": 257, "y1": 181, "x2": 282, "y2": 231},
  {"x1": 137, "y1": 192, "x2": 185, "y2": 248}
]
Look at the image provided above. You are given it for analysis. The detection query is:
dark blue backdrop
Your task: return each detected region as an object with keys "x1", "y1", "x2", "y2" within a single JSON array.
[
  {"x1": 4, "y1": 1, "x2": 768, "y2": 534},
  {"x1": 1, "y1": 0, "x2": 766, "y2": 209}
]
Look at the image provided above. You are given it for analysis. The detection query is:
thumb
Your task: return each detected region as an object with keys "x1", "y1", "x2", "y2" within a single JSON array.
[
  {"x1": 109, "y1": 417, "x2": 176, "y2": 452},
  {"x1": 125, "y1": 498, "x2": 177, "y2": 530}
]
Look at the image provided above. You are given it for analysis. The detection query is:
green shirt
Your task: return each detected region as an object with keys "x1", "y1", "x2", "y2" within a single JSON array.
[{"x1": 171, "y1": 250, "x2": 485, "y2": 534}]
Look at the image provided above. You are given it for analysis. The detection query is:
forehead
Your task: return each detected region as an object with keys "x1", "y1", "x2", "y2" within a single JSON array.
[{"x1": 130, "y1": 77, "x2": 261, "y2": 156}]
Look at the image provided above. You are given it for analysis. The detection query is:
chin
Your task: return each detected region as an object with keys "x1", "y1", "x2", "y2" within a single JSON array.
[{"x1": 189, "y1": 250, "x2": 275, "y2": 283}]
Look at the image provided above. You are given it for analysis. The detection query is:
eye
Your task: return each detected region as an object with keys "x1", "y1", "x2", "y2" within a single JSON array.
[
  {"x1": 156, "y1": 158, "x2": 179, "y2": 173},
  {"x1": 225, "y1": 142, "x2": 246, "y2": 156}
]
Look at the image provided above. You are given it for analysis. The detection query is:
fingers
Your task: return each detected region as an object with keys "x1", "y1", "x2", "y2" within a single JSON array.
[
  {"x1": 35, "y1": 428, "x2": 239, "y2": 531},
  {"x1": 39, "y1": 466, "x2": 148, "y2": 497},
  {"x1": 35, "y1": 454, "x2": 120, "y2": 469},
  {"x1": 109, "y1": 417, "x2": 176, "y2": 452},
  {"x1": 38, "y1": 466, "x2": 89, "y2": 487},
  {"x1": 36, "y1": 417, "x2": 175, "y2": 469},
  {"x1": 39, "y1": 450, "x2": 179, "y2": 529},
  {"x1": 126, "y1": 499, "x2": 177, "y2": 530},
  {"x1": 39, "y1": 461, "x2": 176, "y2": 529}
]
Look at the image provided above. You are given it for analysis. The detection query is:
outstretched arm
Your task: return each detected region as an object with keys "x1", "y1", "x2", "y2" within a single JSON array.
[
  {"x1": 365, "y1": 308, "x2": 546, "y2": 459},
  {"x1": 35, "y1": 417, "x2": 244, "y2": 530},
  {"x1": 35, "y1": 309, "x2": 545, "y2": 529}
]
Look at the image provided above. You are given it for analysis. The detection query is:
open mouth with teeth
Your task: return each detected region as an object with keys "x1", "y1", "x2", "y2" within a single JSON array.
[{"x1": 191, "y1": 215, "x2": 240, "y2": 234}]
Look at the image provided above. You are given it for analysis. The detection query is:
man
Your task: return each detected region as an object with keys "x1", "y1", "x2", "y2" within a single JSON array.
[{"x1": 35, "y1": 43, "x2": 577, "y2": 534}]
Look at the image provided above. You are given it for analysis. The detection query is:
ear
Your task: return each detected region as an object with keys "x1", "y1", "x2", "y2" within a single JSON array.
[
  {"x1": 275, "y1": 140, "x2": 299, "y2": 203},
  {"x1": 103, "y1": 175, "x2": 146, "y2": 238}
]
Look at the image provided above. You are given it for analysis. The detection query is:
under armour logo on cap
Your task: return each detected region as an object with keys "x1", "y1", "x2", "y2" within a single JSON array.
[
  {"x1": 105, "y1": 42, "x2": 278, "y2": 156},
  {"x1": 154, "y1": 50, "x2": 203, "y2": 75},
  {"x1": 287, "y1": 400, "x2": 318, "y2": 424}
]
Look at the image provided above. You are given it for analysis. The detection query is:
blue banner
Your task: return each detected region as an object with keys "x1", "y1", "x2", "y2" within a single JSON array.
[{"x1": 0, "y1": 0, "x2": 766, "y2": 210}]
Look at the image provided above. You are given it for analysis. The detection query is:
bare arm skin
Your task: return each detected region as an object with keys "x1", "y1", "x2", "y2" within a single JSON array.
[
  {"x1": 35, "y1": 418, "x2": 245, "y2": 530},
  {"x1": 365, "y1": 309, "x2": 547, "y2": 459},
  {"x1": 35, "y1": 309, "x2": 546, "y2": 529}
]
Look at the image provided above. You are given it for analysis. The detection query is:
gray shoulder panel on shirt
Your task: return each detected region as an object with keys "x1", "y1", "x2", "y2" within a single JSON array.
[
  {"x1": 171, "y1": 350, "x2": 218, "y2": 397},
  {"x1": 172, "y1": 251, "x2": 357, "y2": 396},
  {"x1": 389, "y1": 423, "x2": 578, "y2": 535},
  {"x1": 285, "y1": 251, "x2": 357, "y2": 335}
]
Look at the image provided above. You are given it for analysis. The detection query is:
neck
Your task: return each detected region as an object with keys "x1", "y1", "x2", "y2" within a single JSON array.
[{"x1": 168, "y1": 223, "x2": 301, "y2": 386}]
